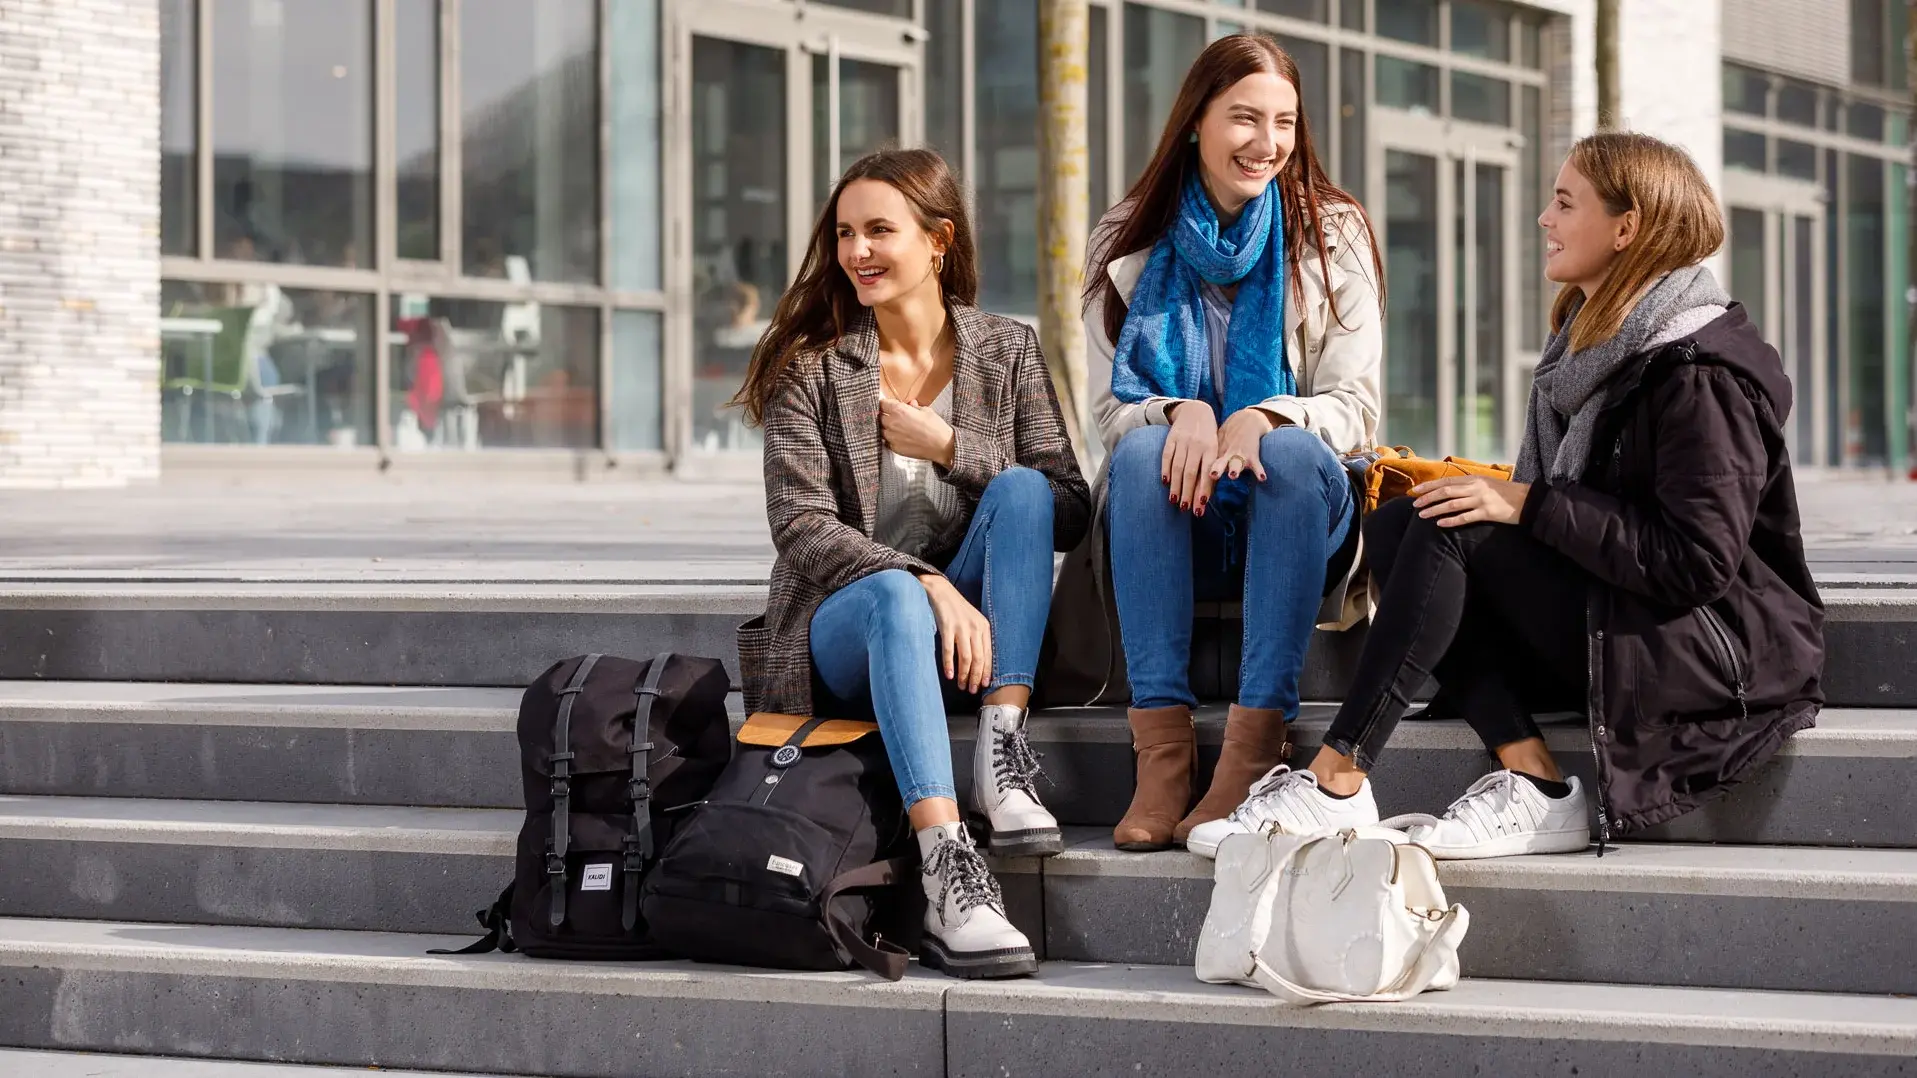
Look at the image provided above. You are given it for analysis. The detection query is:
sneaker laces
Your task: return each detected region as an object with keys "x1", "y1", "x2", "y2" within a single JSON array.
[
  {"x1": 1435, "y1": 771, "x2": 1536, "y2": 840},
  {"x1": 922, "y1": 831, "x2": 1005, "y2": 917},
  {"x1": 991, "y1": 723, "x2": 1047, "y2": 798},
  {"x1": 1221, "y1": 765, "x2": 1322, "y2": 832}
]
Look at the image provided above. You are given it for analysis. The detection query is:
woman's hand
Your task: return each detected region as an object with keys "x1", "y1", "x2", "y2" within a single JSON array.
[
  {"x1": 880, "y1": 398, "x2": 957, "y2": 467},
  {"x1": 1162, "y1": 401, "x2": 1218, "y2": 514},
  {"x1": 1207, "y1": 407, "x2": 1277, "y2": 502},
  {"x1": 1412, "y1": 475, "x2": 1533, "y2": 527},
  {"x1": 918, "y1": 574, "x2": 992, "y2": 693}
]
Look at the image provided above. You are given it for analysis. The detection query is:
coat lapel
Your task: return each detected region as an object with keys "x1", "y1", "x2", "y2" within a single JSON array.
[
  {"x1": 833, "y1": 312, "x2": 885, "y2": 537},
  {"x1": 945, "y1": 305, "x2": 998, "y2": 476}
]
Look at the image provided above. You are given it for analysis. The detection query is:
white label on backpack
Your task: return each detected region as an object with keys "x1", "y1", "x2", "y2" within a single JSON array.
[
  {"x1": 581, "y1": 863, "x2": 614, "y2": 892},
  {"x1": 766, "y1": 854, "x2": 804, "y2": 878}
]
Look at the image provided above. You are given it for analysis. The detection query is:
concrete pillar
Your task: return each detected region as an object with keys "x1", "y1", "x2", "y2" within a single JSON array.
[{"x1": 0, "y1": 0, "x2": 162, "y2": 488}]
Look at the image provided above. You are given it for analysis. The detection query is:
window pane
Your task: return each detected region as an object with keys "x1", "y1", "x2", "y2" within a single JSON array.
[
  {"x1": 460, "y1": 0, "x2": 598, "y2": 284},
  {"x1": 1338, "y1": 47, "x2": 1365, "y2": 190},
  {"x1": 976, "y1": 0, "x2": 1039, "y2": 314},
  {"x1": 1123, "y1": 3, "x2": 1207, "y2": 187},
  {"x1": 1520, "y1": 85, "x2": 1543, "y2": 350},
  {"x1": 1826, "y1": 148, "x2": 1842, "y2": 463},
  {"x1": 1257, "y1": 0, "x2": 1328, "y2": 20},
  {"x1": 813, "y1": 57, "x2": 901, "y2": 206},
  {"x1": 1723, "y1": 128, "x2": 1767, "y2": 173},
  {"x1": 1090, "y1": 4, "x2": 1110, "y2": 216},
  {"x1": 813, "y1": 0, "x2": 912, "y2": 14},
  {"x1": 1376, "y1": 56, "x2": 1439, "y2": 115},
  {"x1": 611, "y1": 310, "x2": 662, "y2": 451},
  {"x1": 1376, "y1": 0, "x2": 1438, "y2": 46},
  {"x1": 391, "y1": 296, "x2": 598, "y2": 450},
  {"x1": 1849, "y1": 101, "x2": 1887, "y2": 140},
  {"x1": 1853, "y1": 0, "x2": 1887, "y2": 86},
  {"x1": 1518, "y1": 17, "x2": 1542, "y2": 69},
  {"x1": 1282, "y1": 36, "x2": 1331, "y2": 159},
  {"x1": 160, "y1": 279, "x2": 374, "y2": 446},
  {"x1": 1777, "y1": 139, "x2": 1817, "y2": 181},
  {"x1": 1777, "y1": 79, "x2": 1818, "y2": 127},
  {"x1": 212, "y1": 0, "x2": 373, "y2": 268},
  {"x1": 1722, "y1": 64, "x2": 1767, "y2": 117},
  {"x1": 1384, "y1": 149, "x2": 1440, "y2": 452},
  {"x1": 1450, "y1": 71, "x2": 1509, "y2": 126},
  {"x1": 1893, "y1": 0, "x2": 1911, "y2": 90},
  {"x1": 1462, "y1": 163, "x2": 1506, "y2": 461},
  {"x1": 161, "y1": 0, "x2": 196, "y2": 257},
  {"x1": 1449, "y1": 0, "x2": 1509, "y2": 61},
  {"x1": 924, "y1": 0, "x2": 964, "y2": 169},
  {"x1": 1847, "y1": 153, "x2": 1888, "y2": 463},
  {"x1": 1339, "y1": 0, "x2": 1365, "y2": 31},
  {"x1": 610, "y1": 0, "x2": 661, "y2": 292},
  {"x1": 1728, "y1": 207, "x2": 1767, "y2": 348},
  {"x1": 395, "y1": 0, "x2": 439, "y2": 261}
]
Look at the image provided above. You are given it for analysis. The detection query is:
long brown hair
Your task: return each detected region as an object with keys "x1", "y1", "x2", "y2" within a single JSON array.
[
  {"x1": 731, "y1": 148, "x2": 978, "y2": 427},
  {"x1": 1550, "y1": 132, "x2": 1725, "y2": 352},
  {"x1": 1085, "y1": 33, "x2": 1383, "y2": 344}
]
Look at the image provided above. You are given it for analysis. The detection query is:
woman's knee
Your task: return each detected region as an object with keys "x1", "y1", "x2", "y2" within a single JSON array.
[
  {"x1": 862, "y1": 569, "x2": 937, "y2": 639},
  {"x1": 1362, "y1": 494, "x2": 1420, "y2": 547},
  {"x1": 1256, "y1": 424, "x2": 1335, "y2": 480},
  {"x1": 1110, "y1": 425, "x2": 1171, "y2": 485},
  {"x1": 982, "y1": 465, "x2": 1052, "y2": 516}
]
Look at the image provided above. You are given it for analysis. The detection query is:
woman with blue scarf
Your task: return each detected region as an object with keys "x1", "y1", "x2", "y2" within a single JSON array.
[{"x1": 1071, "y1": 35, "x2": 1384, "y2": 853}]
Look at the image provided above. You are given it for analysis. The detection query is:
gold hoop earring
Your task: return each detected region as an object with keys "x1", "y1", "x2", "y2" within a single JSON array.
[{"x1": 934, "y1": 252, "x2": 945, "y2": 274}]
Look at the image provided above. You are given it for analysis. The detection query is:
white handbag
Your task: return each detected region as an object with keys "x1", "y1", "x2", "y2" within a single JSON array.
[{"x1": 1194, "y1": 825, "x2": 1469, "y2": 1004}]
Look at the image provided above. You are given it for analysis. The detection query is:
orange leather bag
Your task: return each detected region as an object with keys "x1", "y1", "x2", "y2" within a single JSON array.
[{"x1": 1361, "y1": 446, "x2": 1514, "y2": 515}]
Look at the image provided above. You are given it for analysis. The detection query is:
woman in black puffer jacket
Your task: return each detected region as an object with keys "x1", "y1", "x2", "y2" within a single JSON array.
[{"x1": 1184, "y1": 131, "x2": 1823, "y2": 861}]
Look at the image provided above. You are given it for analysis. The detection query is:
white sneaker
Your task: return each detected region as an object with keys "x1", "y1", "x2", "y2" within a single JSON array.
[
  {"x1": 968, "y1": 704, "x2": 1063, "y2": 857},
  {"x1": 917, "y1": 822, "x2": 1038, "y2": 979},
  {"x1": 1185, "y1": 765, "x2": 1381, "y2": 859},
  {"x1": 1405, "y1": 771, "x2": 1591, "y2": 859}
]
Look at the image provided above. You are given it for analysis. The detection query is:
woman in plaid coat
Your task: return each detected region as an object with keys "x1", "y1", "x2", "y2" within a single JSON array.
[{"x1": 731, "y1": 149, "x2": 1090, "y2": 979}]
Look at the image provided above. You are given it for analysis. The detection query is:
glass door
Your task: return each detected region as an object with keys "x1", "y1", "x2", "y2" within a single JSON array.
[
  {"x1": 667, "y1": 3, "x2": 918, "y2": 469},
  {"x1": 1725, "y1": 172, "x2": 1828, "y2": 466},
  {"x1": 1371, "y1": 111, "x2": 1521, "y2": 460}
]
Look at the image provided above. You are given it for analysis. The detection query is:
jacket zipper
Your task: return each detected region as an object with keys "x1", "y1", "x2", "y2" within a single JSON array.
[
  {"x1": 1585, "y1": 586, "x2": 1612, "y2": 857},
  {"x1": 1697, "y1": 603, "x2": 1751, "y2": 721}
]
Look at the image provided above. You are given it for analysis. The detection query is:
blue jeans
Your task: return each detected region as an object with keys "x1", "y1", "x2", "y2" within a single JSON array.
[
  {"x1": 809, "y1": 466, "x2": 1056, "y2": 807},
  {"x1": 1107, "y1": 423, "x2": 1356, "y2": 714}
]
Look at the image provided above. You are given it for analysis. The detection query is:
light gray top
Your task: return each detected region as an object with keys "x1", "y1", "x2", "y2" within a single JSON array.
[{"x1": 874, "y1": 382, "x2": 962, "y2": 560}]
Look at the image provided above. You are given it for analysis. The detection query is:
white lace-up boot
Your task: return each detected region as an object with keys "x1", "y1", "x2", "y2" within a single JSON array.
[
  {"x1": 1402, "y1": 771, "x2": 1590, "y2": 859},
  {"x1": 1185, "y1": 765, "x2": 1381, "y2": 859},
  {"x1": 967, "y1": 704, "x2": 1063, "y2": 857},
  {"x1": 917, "y1": 822, "x2": 1038, "y2": 979}
]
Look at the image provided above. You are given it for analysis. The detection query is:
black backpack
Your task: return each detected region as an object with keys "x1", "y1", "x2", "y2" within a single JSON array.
[
  {"x1": 437, "y1": 652, "x2": 732, "y2": 959},
  {"x1": 639, "y1": 714, "x2": 924, "y2": 980}
]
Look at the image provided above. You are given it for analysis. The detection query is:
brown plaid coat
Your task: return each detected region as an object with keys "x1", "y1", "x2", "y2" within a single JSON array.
[{"x1": 739, "y1": 304, "x2": 1091, "y2": 716}]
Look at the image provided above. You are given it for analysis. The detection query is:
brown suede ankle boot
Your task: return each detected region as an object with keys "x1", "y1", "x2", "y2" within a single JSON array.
[
  {"x1": 1113, "y1": 706, "x2": 1196, "y2": 852},
  {"x1": 1173, "y1": 705, "x2": 1292, "y2": 844}
]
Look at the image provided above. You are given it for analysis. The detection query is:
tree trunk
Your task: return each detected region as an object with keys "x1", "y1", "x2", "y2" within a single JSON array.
[
  {"x1": 1037, "y1": 0, "x2": 1093, "y2": 467},
  {"x1": 1595, "y1": 0, "x2": 1621, "y2": 131}
]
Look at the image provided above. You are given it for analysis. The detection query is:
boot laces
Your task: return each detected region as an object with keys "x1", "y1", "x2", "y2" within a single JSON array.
[
  {"x1": 922, "y1": 831, "x2": 1005, "y2": 917},
  {"x1": 992, "y1": 723, "x2": 1047, "y2": 798}
]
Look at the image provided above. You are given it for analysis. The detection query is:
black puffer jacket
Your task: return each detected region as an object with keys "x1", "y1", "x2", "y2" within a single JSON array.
[{"x1": 1519, "y1": 303, "x2": 1824, "y2": 840}]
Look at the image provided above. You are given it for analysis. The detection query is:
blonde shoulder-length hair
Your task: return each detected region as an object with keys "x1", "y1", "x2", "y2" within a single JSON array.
[{"x1": 1550, "y1": 132, "x2": 1725, "y2": 353}]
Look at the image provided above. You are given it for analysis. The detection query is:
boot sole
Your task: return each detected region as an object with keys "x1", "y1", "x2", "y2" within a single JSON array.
[
  {"x1": 920, "y1": 935, "x2": 1039, "y2": 980},
  {"x1": 1113, "y1": 838, "x2": 1175, "y2": 853},
  {"x1": 965, "y1": 815, "x2": 1065, "y2": 858}
]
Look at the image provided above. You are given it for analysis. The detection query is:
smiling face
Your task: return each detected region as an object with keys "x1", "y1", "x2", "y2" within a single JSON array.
[
  {"x1": 1539, "y1": 159, "x2": 1637, "y2": 296},
  {"x1": 836, "y1": 178, "x2": 947, "y2": 309},
  {"x1": 1193, "y1": 71, "x2": 1298, "y2": 218}
]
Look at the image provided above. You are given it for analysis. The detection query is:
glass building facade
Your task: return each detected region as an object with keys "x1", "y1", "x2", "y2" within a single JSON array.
[{"x1": 157, "y1": 0, "x2": 1563, "y2": 466}]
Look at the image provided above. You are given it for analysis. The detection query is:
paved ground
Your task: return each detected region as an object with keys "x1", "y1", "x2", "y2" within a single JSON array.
[{"x1": 0, "y1": 470, "x2": 1909, "y2": 580}]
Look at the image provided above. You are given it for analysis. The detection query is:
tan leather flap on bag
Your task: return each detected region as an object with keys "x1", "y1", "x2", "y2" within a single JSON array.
[{"x1": 737, "y1": 712, "x2": 880, "y2": 748}]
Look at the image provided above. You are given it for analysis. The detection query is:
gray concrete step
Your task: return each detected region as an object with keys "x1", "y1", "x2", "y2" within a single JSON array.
[
  {"x1": 3, "y1": 796, "x2": 1913, "y2": 995},
  {"x1": 0, "y1": 1048, "x2": 501, "y2": 1077},
  {"x1": 4, "y1": 681, "x2": 1912, "y2": 846},
  {"x1": 2, "y1": 918, "x2": 1914, "y2": 1078},
  {"x1": 0, "y1": 581, "x2": 1907, "y2": 706}
]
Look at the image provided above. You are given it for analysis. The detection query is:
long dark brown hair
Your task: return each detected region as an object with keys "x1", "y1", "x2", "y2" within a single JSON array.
[
  {"x1": 731, "y1": 148, "x2": 978, "y2": 427},
  {"x1": 1085, "y1": 33, "x2": 1383, "y2": 345}
]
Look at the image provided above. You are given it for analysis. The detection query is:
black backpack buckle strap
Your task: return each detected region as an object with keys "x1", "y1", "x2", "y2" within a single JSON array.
[
  {"x1": 546, "y1": 654, "x2": 602, "y2": 930},
  {"x1": 619, "y1": 652, "x2": 673, "y2": 932}
]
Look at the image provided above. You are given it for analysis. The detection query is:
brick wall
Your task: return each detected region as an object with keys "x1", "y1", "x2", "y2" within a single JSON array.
[{"x1": 0, "y1": 0, "x2": 160, "y2": 488}]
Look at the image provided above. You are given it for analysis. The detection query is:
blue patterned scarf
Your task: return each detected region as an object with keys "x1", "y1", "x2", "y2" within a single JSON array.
[{"x1": 1110, "y1": 174, "x2": 1291, "y2": 517}]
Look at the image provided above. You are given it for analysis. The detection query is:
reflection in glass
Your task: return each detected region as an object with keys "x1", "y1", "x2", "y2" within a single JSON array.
[
  {"x1": 976, "y1": 0, "x2": 1039, "y2": 314},
  {"x1": 1449, "y1": 0, "x2": 1508, "y2": 61},
  {"x1": 212, "y1": 0, "x2": 374, "y2": 268},
  {"x1": 924, "y1": 0, "x2": 964, "y2": 169},
  {"x1": 1376, "y1": 57, "x2": 1440, "y2": 115},
  {"x1": 1376, "y1": 0, "x2": 1438, "y2": 45},
  {"x1": 1846, "y1": 154, "x2": 1887, "y2": 463},
  {"x1": 460, "y1": 0, "x2": 598, "y2": 284},
  {"x1": 395, "y1": 0, "x2": 439, "y2": 261},
  {"x1": 1123, "y1": 3, "x2": 1206, "y2": 185},
  {"x1": 160, "y1": 279, "x2": 374, "y2": 446},
  {"x1": 612, "y1": 310, "x2": 663, "y2": 452},
  {"x1": 814, "y1": 56, "x2": 903, "y2": 207},
  {"x1": 161, "y1": 0, "x2": 196, "y2": 257},
  {"x1": 1451, "y1": 72, "x2": 1509, "y2": 126},
  {"x1": 610, "y1": 0, "x2": 662, "y2": 292},
  {"x1": 1338, "y1": 48, "x2": 1365, "y2": 191},
  {"x1": 691, "y1": 38, "x2": 785, "y2": 451},
  {"x1": 1089, "y1": 4, "x2": 1110, "y2": 217},
  {"x1": 390, "y1": 296, "x2": 598, "y2": 450},
  {"x1": 1384, "y1": 151, "x2": 1439, "y2": 453}
]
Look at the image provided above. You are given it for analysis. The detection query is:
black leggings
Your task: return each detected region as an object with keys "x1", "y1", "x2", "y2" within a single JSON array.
[{"x1": 1321, "y1": 496, "x2": 1588, "y2": 772}]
